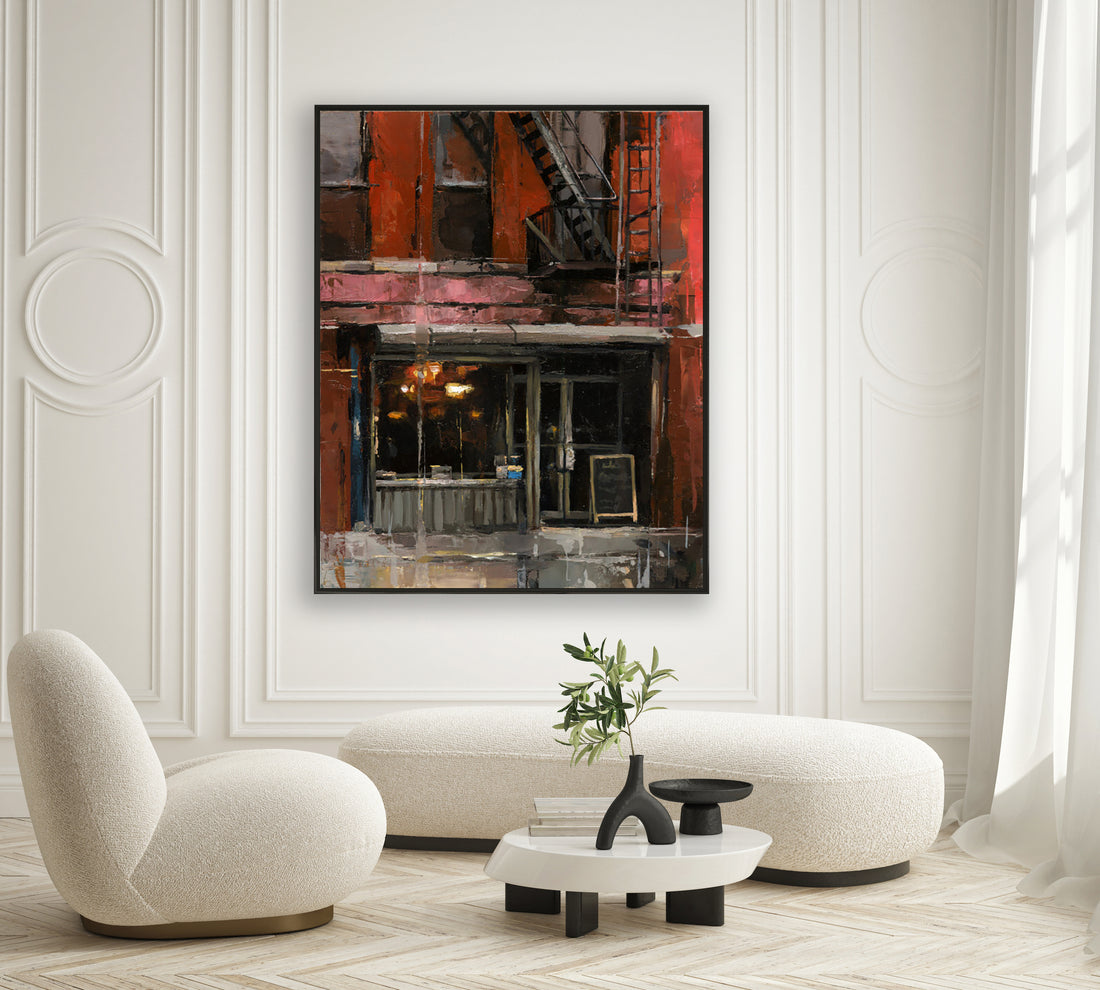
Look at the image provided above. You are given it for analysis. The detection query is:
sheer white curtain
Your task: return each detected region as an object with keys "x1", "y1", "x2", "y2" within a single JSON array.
[{"x1": 950, "y1": 0, "x2": 1100, "y2": 952}]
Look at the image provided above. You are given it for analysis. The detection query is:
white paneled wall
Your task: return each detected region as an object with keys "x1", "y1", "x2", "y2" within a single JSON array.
[{"x1": 0, "y1": 0, "x2": 1027, "y2": 814}]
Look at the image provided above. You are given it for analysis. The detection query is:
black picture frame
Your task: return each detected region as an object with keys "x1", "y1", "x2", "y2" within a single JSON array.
[{"x1": 315, "y1": 106, "x2": 708, "y2": 594}]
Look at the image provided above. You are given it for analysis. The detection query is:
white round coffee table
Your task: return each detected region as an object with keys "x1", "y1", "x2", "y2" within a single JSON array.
[{"x1": 484, "y1": 824, "x2": 772, "y2": 937}]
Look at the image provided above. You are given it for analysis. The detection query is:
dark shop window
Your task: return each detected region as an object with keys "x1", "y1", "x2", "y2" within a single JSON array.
[
  {"x1": 432, "y1": 111, "x2": 493, "y2": 260},
  {"x1": 319, "y1": 110, "x2": 371, "y2": 260}
]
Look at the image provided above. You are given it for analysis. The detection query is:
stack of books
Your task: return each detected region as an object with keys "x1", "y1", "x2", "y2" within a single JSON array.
[{"x1": 527, "y1": 797, "x2": 640, "y2": 837}]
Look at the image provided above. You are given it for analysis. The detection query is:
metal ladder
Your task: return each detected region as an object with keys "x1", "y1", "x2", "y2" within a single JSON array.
[{"x1": 615, "y1": 112, "x2": 663, "y2": 326}]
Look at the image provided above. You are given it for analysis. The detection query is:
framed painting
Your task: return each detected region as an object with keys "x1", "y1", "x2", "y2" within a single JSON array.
[{"x1": 315, "y1": 106, "x2": 707, "y2": 592}]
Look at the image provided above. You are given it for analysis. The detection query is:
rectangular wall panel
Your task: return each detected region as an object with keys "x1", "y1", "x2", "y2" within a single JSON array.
[
  {"x1": 863, "y1": 389, "x2": 981, "y2": 700},
  {"x1": 25, "y1": 383, "x2": 161, "y2": 698},
  {"x1": 28, "y1": 0, "x2": 162, "y2": 249},
  {"x1": 861, "y1": 0, "x2": 992, "y2": 246},
  {"x1": 231, "y1": 0, "x2": 762, "y2": 734}
]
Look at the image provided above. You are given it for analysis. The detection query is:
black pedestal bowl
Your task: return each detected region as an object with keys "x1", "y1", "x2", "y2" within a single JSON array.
[{"x1": 648, "y1": 778, "x2": 753, "y2": 836}]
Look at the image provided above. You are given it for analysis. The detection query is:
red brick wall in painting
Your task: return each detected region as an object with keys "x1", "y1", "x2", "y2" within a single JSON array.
[
  {"x1": 318, "y1": 326, "x2": 352, "y2": 535},
  {"x1": 318, "y1": 109, "x2": 705, "y2": 535}
]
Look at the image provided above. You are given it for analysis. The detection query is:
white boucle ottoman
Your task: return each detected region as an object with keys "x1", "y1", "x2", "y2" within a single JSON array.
[{"x1": 338, "y1": 707, "x2": 943, "y2": 886}]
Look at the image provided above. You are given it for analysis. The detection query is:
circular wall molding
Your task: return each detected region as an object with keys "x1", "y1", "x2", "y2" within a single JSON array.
[
  {"x1": 860, "y1": 248, "x2": 984, "y2": 387},
  {"x1": 25, "y1": 249, "x2": 163, "y2": 385}
]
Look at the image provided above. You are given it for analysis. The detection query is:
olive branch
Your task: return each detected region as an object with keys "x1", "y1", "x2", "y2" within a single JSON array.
[{"x1": 553, "y1": 633, "x2": 677, "y2": 766}]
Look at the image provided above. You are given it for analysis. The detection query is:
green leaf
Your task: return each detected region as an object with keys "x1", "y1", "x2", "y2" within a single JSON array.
[{"x1": 561, "y1": 632, "x2": 676, "y2": 764}]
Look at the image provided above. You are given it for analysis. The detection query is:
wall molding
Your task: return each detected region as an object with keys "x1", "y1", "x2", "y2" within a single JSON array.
[
  {"x1": 866, "y1": 689, "x2": 973, "y2": 703},
  {"x1": 264, "y1": 687, "x2": 761, "y2": 705},
  {"x1": 2, "y1": 0, "x2": 199, "y2": 739},
  {"x1": 219, "y1": 0, "x2": 991, "y2": 744},
  {"x1": 24, "y1": 248, "x2": 164, "y2": 385},
  {"x1": 229, "y1": 692, "x2": 766, "y2": 739},
  {"x1": 232, "y1": 3, "x2": 761, "y2": 732},
  {"x1": 811, "y1": 0, "x2": 832, "y2": 719},
  {"x1": 21, "y1": 378, "x2": 165, "y2": 702},
  {"x1": 178, "y1": 0, "x2": 199, "y2": 741},
  {"x1": 230, "y1": 0, "x2": 287, "y2": 733},
  {"x1": 860, "y1": 383, "x2": 980, "y2": 706},
  {"x1": 875, "y1": 721, "x2": 970, "y2": 739},
  {"x1": 746, "y1": 0, "x2": 796, "y2": 714},
  {"x1": 776, "y1": 0, "x2": 794, "y2": 715},
  {"x1": 824, "y1": 0, "x2": 844, "y2": 720},
  {"x1": 860, "y1": 381, "x2": 983, "y2": 419},
  {"x1": 857, "y1": 0, "x2": 996, "y2": 255},
  {"x1": 745, "y1": 0, "x2": 759, "y2": 710},
  {"x1": 943, "y1": 769, "x2": 967, "y2": 808},
  {"x1": 232, "y1": 698, "x2": 939, "y2": 741},
  {"x1": 260, "y1": 0, "x2": 281, "y2": 716},
  {"x1": 228, "y1": 0, "x2": 247, "y2": 734},
  {"x1": 747, "y1": 0, "x2": 790, "y2": 714},
  {"x1": 859, "y1": 246, "x2": 985, "y2": 387},
  {"x1": 862, "y1": 218, "x2": 986, "y2": 255},
  {"x1": 24, "y1": 0, "x2": 166, "y2": 254},
  {"x1": 831, "y1": 0, "x2": 996, "y2": 729},
  {"x1": 7, "y1": 367, "x2": 193, "y2": 736}
]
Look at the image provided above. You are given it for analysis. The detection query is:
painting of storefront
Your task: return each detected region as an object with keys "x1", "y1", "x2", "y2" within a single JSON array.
[{"x1": 316, "y1": 107, "x2": 706, "y2": 592}]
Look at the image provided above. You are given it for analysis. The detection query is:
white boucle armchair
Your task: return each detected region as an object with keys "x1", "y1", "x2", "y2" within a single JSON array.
[{"x1": 7, "y1": 630, "x2": 386, "y2": 938}]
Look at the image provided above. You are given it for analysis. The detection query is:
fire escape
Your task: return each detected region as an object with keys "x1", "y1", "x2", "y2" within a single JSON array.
[{"x1": 506, "y1": 110, "x2": 664, "y2": 326}]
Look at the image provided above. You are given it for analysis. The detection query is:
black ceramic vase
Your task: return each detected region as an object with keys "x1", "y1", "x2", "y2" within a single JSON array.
[{"x1": 596, "y1": 754, "x2": 676, "y2": 850}]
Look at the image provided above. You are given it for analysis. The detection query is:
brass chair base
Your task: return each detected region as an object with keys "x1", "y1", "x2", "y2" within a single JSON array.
[{"x1": 80, "y1": 904, "x2": 334, "y2": 939}]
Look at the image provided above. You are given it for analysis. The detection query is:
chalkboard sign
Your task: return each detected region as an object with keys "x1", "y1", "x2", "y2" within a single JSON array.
[{"x1": 590, "y1": 453, "x2": 638, "y2": 524}]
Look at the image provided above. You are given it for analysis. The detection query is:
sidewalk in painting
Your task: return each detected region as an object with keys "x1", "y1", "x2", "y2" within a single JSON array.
[{"x1": 319, "y1": 526, "x2": 704, "y2": 591}]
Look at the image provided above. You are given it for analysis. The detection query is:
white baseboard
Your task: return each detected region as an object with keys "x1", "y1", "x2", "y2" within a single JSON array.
[
  {"x1": 0, "y1": 772, "x2": 29, "y2": 817},
  {"x1": 944, "y1": 770, "x2": 967, "y2": 813},
  {"x1": 0, "y1": 797, "x2": 29, "y2": 816}
]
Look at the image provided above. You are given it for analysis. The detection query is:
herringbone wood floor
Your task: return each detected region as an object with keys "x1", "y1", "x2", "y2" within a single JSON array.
[{"x1": 0, "y1": 819, "x2": 1096, "y2": 989}]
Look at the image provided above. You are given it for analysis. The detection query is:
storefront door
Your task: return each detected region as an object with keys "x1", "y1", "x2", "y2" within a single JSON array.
[{"x1": 538, "y1": 376, "x2": 623, "y2": 523}]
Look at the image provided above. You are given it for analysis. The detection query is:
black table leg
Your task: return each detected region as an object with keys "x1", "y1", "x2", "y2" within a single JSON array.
[
  {"x1": 565, "y1": 891, "x2": 598, "y2": 937},
  {"x1": 666, "y1": 886, "x2": 724, "y2": 926},
  {"x1": 626, "y1": 892, "x2": 655, "y2": 908},
  {"x1": 505, "y1": 883, "x2": 560, "y2": 914}
]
